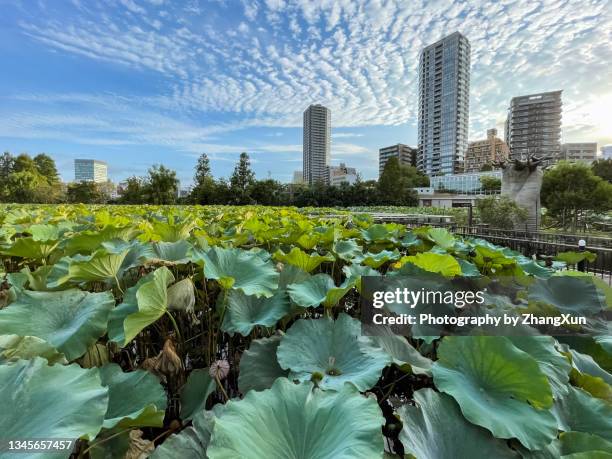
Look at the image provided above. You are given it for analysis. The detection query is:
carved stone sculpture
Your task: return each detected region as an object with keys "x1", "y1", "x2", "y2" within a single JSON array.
[{"x1": 497, "y1": 156, "x2": 550, "y2": 232}]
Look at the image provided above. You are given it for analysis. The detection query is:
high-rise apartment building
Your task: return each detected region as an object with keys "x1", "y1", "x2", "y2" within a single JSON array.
[
  {"x1": 505, "y1": 91, "x2": 562, "y2": 161},
  {"x1": 303, "y1": 104, "x2": 331, "y2": 184},
  {"x1": 74, "y1": 159, "x2": 107, "y2": 183},
  {"x1": 292, "y1": 170, "x2": 304, "y2": 184},
  {"x1": 378, "y1": 144, "x2": 416, "y2": 177},
  {"x1": 560, "y1": 142, "x2": 598, "y2": 164},
  {"x1": 464, "y1": 128, "x2": 510, "y2": 172},
  {"x1": 418, "y1": 32, "x2": 471, "y2": 176}
]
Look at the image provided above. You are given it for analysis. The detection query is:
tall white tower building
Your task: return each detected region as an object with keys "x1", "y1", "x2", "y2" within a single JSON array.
[{"x1": 303, "y1": 104, "x2": 331, "y2": 184}]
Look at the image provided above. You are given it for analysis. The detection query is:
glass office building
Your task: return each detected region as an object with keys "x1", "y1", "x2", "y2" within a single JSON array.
[
  {"x1": 430, "y1": 171, "x2": 502, "y2": 193},
  {"x1": 74, "y1": 159, "x2": 108, "y2": 183},
  {"x1": 418, "y1": 32, "x2": 471, "y2": 176}
]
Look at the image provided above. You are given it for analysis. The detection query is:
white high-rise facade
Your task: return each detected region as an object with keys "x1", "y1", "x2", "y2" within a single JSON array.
[
  {"x1": 303, "y1": 104, "x2": 331, "y2": 184},
  {"x1": 74, "y1": 159, "x2": 108, "y2": 183},
  {"x1": 418, "y1": 32, "x2": 471, "y2": 176}
]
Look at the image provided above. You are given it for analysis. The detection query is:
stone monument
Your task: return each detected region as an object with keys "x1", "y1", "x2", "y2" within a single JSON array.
[{"x1": 497, "y1": 156, "x2": 550, "y2": 232}]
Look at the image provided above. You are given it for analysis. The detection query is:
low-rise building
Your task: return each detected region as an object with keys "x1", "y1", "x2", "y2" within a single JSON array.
[
  {"x1": 429, "y1": 171, "x2": 502, "y2": 194},
  {"x1": 464, "y1": 129, "x2": 510, "y2": 172},
  {"x1": 379, "y1": 144, "x2": 416, "y2": 177},
  {"x1": 327, "y1": 163, "x2": 358, "y2": 186},
  {"x1": 560, "y1": 142, "x2": 598, "y2": 163}
]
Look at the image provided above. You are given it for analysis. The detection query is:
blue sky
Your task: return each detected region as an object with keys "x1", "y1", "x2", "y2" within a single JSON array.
[{"x1": 1, "y1": 0, "x2": 611, "y2": 186}]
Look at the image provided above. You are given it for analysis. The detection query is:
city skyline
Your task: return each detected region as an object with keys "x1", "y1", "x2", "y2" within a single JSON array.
[{"x1": 1, "y1": 1, "x2": 611, "y2": 185}]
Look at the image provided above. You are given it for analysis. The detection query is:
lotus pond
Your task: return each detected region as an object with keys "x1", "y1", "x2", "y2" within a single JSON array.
[{"x1": 0, "y1": 204, "x2": 610, "y2": 458}]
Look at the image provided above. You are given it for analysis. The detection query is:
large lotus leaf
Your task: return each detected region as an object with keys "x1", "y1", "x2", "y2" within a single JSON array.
[
  {"x1": 239, "y1": 334, "x2": 288, "y2": 394},
  {"x1": 553, "y1": 271, "x2": 612, "y2": 308},
  {"x1": 207, "y1": 378, "x2": 384, "y2": 459},
  {"x1": 150, "y1": 218, "x2": 196, "y2": 242},
  {"x1": 107, "y1": 271, "x2": 156, "y2": 345},
  {"x1": 0, "y1": 334, "x2": 67, "y2": 365},
  {"x1": 49, "y1": 249, "x2": 129, "y2": 288},
  {"x1": 332, "y1": 239, "x2": 363, "y2": 261},
  {"x1": 529, "y1": 276, "x2": 606, "y2": 315},
  {"x1": 0, "y1": 358, "x2": 108, "y2": 456},
  {"x1": 151, "y1": 410, "x2": 216, "y2": 459},
  {"x1": 569, "y1": 349, "x2": 612, "y2": 386},
  {"x1": 145, "y1": 240, "x2": 194, "y2": 265},
  {"x1": 558, "y1": 432, "x2": 612, "y2": 457},
  {"x1": 367, "y1": 328, "x2": 432, "y2": 375},
  {"x1": 457, "y1": 258, "x2": 481, "y2": 276},
  {"x1": 20, "y1": 265, "x2": 58, "y2": 291},
  {"x1": 508, "y1": 335, "x2": 571, "y2": 398},
  {"x1": 273, "y1": 247, "x2": 334, "y2": 273},
  {"x1": 0, "y1": 237, "x2": 59, "y2": 260},
  {"x1": 28, "y1": 223, "x2": 61, "y2": 241},
  {"x1": 0, "y1": 289, "x2": 115, "y2": 360},
  {"x1": 123, "y1": 267, "x2": 175, "y2": 344},
  {"x1": 398, "y1": 388, "x2": 518, "y2": 458},
  {"x1": 203, "y1": 246, "x2": 279, "y2": 297},
  {"x1": 342, "y1": 263, "x2": 380, "y2": 292},
  {"x1": 99, "y1": 363, "x2": 166, "y2": 429},
  {"x1": 427, "y1": 227, "x2": 456, "y2": 250},
  {"x1": 277, "y1": 314, "x2": 391, "y2": 391},
  {"x1": 354, "y1": 249, "x2": 400, "y2": 268},
  {"x1": 286, "y1": 273, "x2": 352, "y2": 309},
  {"x1": 180, "y1": 368, "x2": 217, "y2": 421},
  {"x1": 394, "y1": 252, "x2": 461, "y2": 277},
  {"x1": 433, "y1": 336, "x2": 557, "y2": 450},
  {"x1": 519, "y1": 260, "x2": 553, "y2": 278},
  {"x1": 553, "y1": 386, "x2": 612, "y2": 442},
  {"x1": 64, "y1": 226, "x2": 139, "y2": 256},
  {"x1": 360, "y1": 223, "x2": 395, "y2": 243},
  {"x1": 222, "y1": 289, "x2": 291, "y2": 336}
]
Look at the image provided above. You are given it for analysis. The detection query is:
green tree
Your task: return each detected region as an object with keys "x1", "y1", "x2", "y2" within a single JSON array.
[
  {"x1": 541, "y1": 161, "x2": 612, "y2": 230},
  {"x1": 592, "y1": 159, "x2": 612, "y2": 183},
  {"x1": 377, "y1": 157, "x2": 419, "y2": 206},
  {"x1": 229, "y1": 152, "x2": 255, "y2": 204},
  {"x1": 191, "y1": 153, "x2": 219, "y2": 205},
  {"x1": 119, "y1": 176, "x2": 145, "y2": 204},
  {"x1": 480, "y1": 176, "x2": 501, "y2": 192},
  {"x1": 143, "y1": 165, "x2": 179, "y2": 205},
  {"x1": 67, "y1": 181, "x2": 104, "y2": 204},
  {"x1": 33, "y1": 154, "x2": 60, "y2": 184},
  {"x1": 194, "y1": 153, "x2": 212, "y2": 184},
  {"x1": 477, "y1": 196, "x2": 528, "y2": 229},
  {"x1": 249, "y1": 179, "x2": 284, "y2": 205}
]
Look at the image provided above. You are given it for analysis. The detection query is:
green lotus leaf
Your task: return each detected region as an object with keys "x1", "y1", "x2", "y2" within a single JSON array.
[
  {"x1": 107, "y1": 271, "x2": 156, "y2": 345},
  {"x1": 395, "y1": 252, "x2": 461, "y2": 277},
  {"x1": 238, "y1": 334, "x2": 288, "y2": 394},
  {"x1": 123, "y1": 267, "x2": 175, "y2": 344},
  {"x1": 181, "y1": 368, "x2": 217, "y2": 422},
  {"x1": 471, "y1": 244, "x2": 520, "y2": 275},
  {"x1": 0, "y1": 237, "x2": 59, "y2": 260},
  {"x1": 20, "y1": 265, "x2": 58, "y2": 291},
  {"x1": 554, "y1": 386, "x2": 612, "y2": 442},
  {"x1": 570, "y1": 367, "x2": 612, "y2": 401},
  {"x1": 180, "y1": 368, "x2": 217, "y2": 422},
  {"x1": 568, "y1": 349, "x2": 612, "y2": 385},
  {"x1": 360, "y1": 223, "x2": 395, "y2": 243},
  {"x1": 203, "y1": 246, "x2": 279, "y2": 297},
  {"x1": 553, "y1": 271, "x2": 612, "y2": 308},
  {"x1": 28, "y1": 223, "x2": 61, "y2": 241},
  {"x1": 559, "y1": 431, "x2": 612, "y2": 457},
  {"x1": 145, "y1": 240, "x2": 194, "y2": 265},
  {"x1": 332, "y1": 239, "x2": 363, "y2": 261},
  {"x1": 398, "y1": 388, "x2": 518, "y2": 459},
  {"x1": 278, "y1": 264, "x2": 310, "y2": 288},
  {"x1": 49, "y1": 249, "x2": 130, "y2": 288},
  {"x1": 555, "y1": 251, "x2": 597, "y2": 265},
  {"x1": 528, "y1": 276, "x2": 606, "y2": 315},
  {"x1": 207, "y1": 378, "x2": 384, "y2": 459},
  {"x1": 168, "y1": 278, "x2": 196, "y2": 312},
  {"x1": 0, "y1": 358, "x2": 108, "y2": 455},
  {"x1": 99, "y1": 363, "x2": 167, "y2": 429},
  {"x1": 0, "y1": 289, "x2": 115, "y2": 360},
  {"x1": 367, "y1": 328, "x2": 432, "y2": 375},
  {"x1": 519, "y1": 260, "x2": 553, "y2": 277},
  {"x1": 150, "y1": 218, "x2": 196, "y2": 242},
  {"x1": 296, "y1": 232, "x2": 320, "y2": 250},
  {"x1": 427, "y1": 227, "x2": 456, "y2": 250},
  {"x1": 287, "y1": 273, "x2": 352, "y2": 308},
  {"x1": 222, "y1": 289, "x2": 291, "y2": 336},
  {"x1": 151, "y1": 410, "x2": 216, "y2": 459},
  {"x1": 508, "y1": 335, "x2": 571, "y2": 398},
  {"x1": 433, "y1": 336, "x2": 557, "y2": 450},
  {"x1": 0, "y1": 334, "x2": 67, "y2": 365},
  {"x1": 457, "y1": 258, "x2": 481, "y2": 276},
  {"x1": 355, "y1": 249, "x2": 400, "y2": 268},
  {"x1": 342, "y1": 263, "x2": 380, "y2": 292},
  {"x1": 277, "y1": 314, "x2": 391, "y2": 391},
  {"x1": 64, "y1": 225, "x2": 139, "y2": 256},
  {"x1": 273, "y1": 247, "x2": 334, "y2": 273}
]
